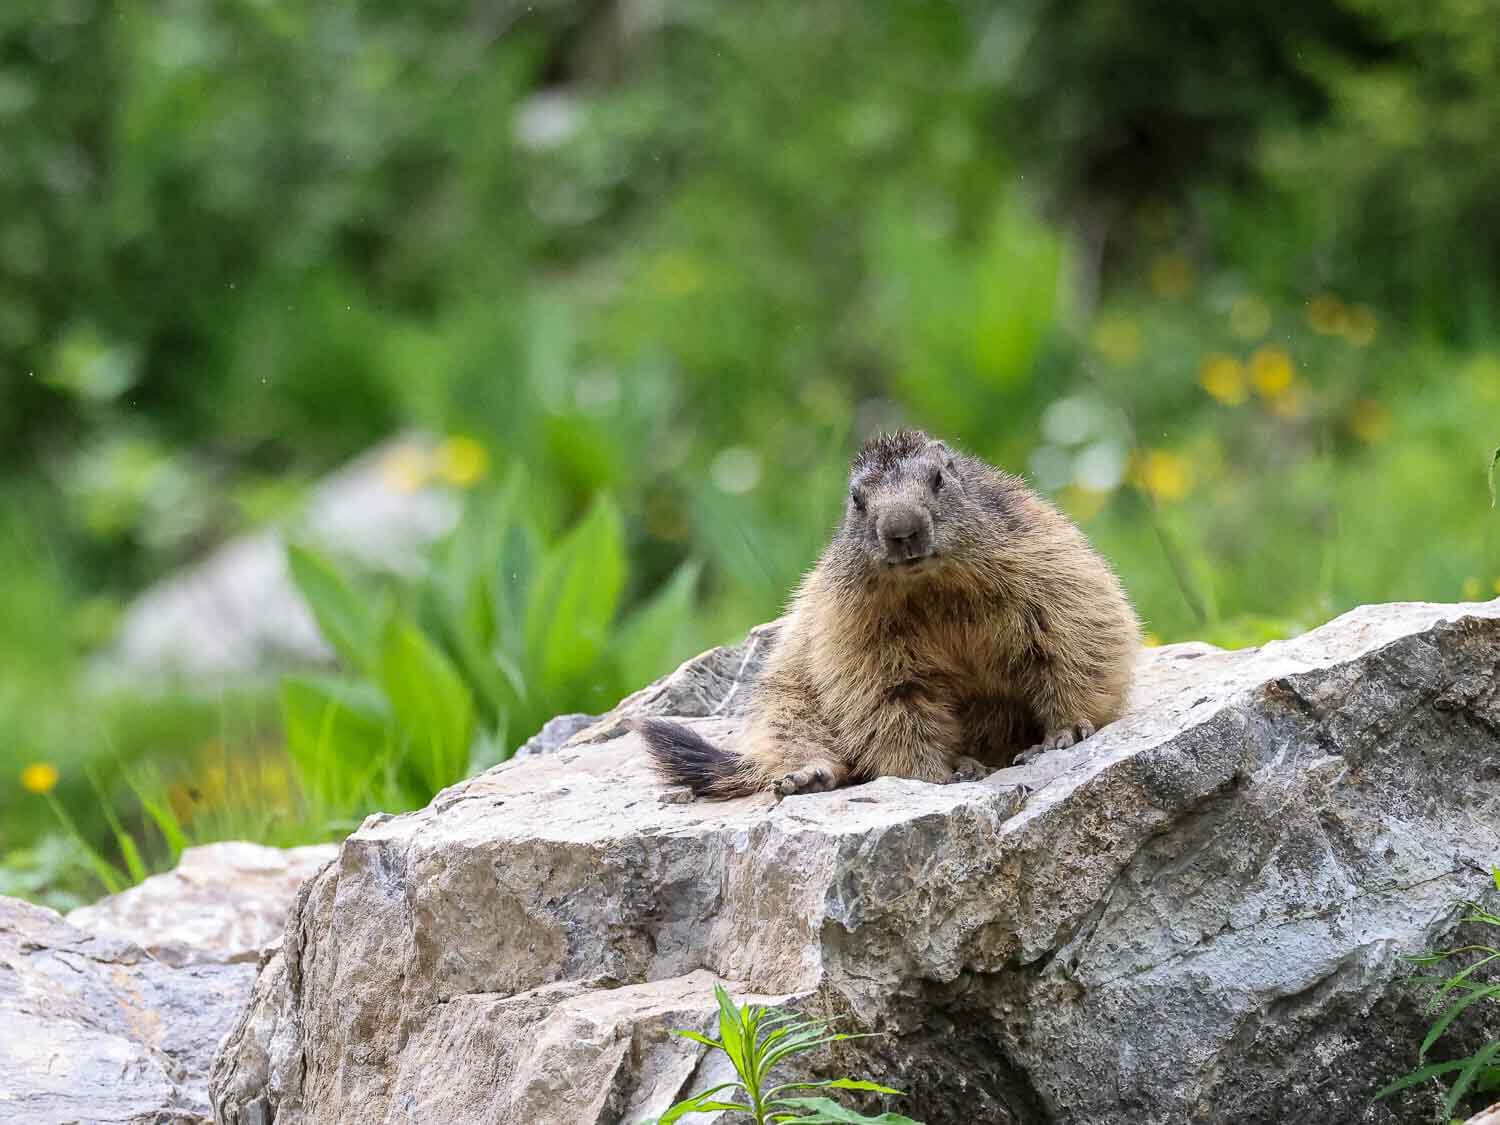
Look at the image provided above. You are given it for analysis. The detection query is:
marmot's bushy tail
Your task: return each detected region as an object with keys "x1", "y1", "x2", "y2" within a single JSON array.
[{"x1": 628, "y1": 718, "x2": 759, "y2": 798}]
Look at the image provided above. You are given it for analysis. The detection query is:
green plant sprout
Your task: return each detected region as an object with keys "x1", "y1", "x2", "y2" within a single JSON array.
[
  {"x1": 1376, "y1": 868, "x2": 1500, "y2": 1118},
  {"x1": 645, "y1": 983, "x2": 922, "y2": 1125}
]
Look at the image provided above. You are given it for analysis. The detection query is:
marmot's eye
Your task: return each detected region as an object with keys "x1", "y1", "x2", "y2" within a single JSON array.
[
  {"x1": 931, "y1": 469, "x2": 944, "y2": 493},
  {"x1": 850, "y1": 488, "x2": 866, "y2": 512}
]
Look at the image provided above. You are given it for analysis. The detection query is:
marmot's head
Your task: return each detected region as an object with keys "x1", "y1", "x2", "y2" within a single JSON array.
[{"x1": 838, "y1": 429, "x2": 979, "y2": 581}]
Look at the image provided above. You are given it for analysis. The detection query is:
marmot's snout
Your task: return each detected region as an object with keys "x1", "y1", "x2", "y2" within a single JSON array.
[{"x1": 876, "y1": 501, "x2": 934, "y2": 564}]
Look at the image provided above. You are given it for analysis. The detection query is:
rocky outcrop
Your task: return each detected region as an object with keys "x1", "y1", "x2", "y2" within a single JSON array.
[
  {"x1": 1, "y1": 844, "x2": 333, "y2": 1125},
  {"x1": 68, "y1": 842, "x2": 337, "y2": 966},
  {"x1": 211, "y1": 599, "x2": 1500, "y2": 1125}
]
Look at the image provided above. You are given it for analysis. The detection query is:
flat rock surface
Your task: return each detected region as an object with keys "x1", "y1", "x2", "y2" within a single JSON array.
[
  {"x1": 3, "y1": 842, "x2": 332, "y2": 1125},
  {"x1": 68, "y1": 841, "x2": 337, "y2": 965},
  {"x1": 212, "y1": 599, "x2": 1500, "y2": 1125},
  {"x1": 0, "y1": 896, "x2": 254, "y2": 1125}
]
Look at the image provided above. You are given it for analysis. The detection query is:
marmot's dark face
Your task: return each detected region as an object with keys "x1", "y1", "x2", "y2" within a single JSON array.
[{"x1": 843, "y1": 434, "x2": 962, "y2": 580}]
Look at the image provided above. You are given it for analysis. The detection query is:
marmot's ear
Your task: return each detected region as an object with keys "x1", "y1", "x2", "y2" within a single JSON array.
[{"x1": 924, "y1": 439, "x2": 954, "y2": 468}]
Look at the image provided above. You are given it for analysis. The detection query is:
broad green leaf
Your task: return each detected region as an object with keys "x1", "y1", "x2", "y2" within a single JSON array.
[
  {"x1": 523, "y1": 495, "x2": 625, "y2": 695},
  {"x1": 287, "y1": 543, "x2": 379, "y2": 673},
  {"x1": 768, "y1": 1096, "x2": 921, "y2": 1124},
  {"x1": 419, "y1": 578, "x2": 516, "y2": 731},
  {"x1": 714, "y1": 982, "x2": 750, "y2": 1086},
  {"x1": 768, "y1": 1079, "x2": 905, "y2": 1097},
  {"x1": 445, "y1": 466, "x2": 533, "y2": 656},
  {"x1": 486, "y1": 470, "x2": 540, "y2": 659},
  {"x1": 615, "y1": 563, "x2": 699, "y2": 693},
  {"x1": 651, "y1": 1083, "x2": 749, "y2": 1125},
  {"x1": 377, "y1": 616, "x2": 475, "y2": 794}
]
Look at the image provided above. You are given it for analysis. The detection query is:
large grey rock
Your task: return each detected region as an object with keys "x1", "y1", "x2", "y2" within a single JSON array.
[
  {"x1": 98, "y1": 434, "x2": 460, "y2": 685},
  {"x1": 1, "y1": 843, "x2": 333, "y2": 1124},
  {"x1": 211, "y1": 599, "x2": 1500, "y2": 1125},
  {"x1": 68, "y1": 842, "x2": 337, "y2": 966},
  {"x1": 0, "y1": 896, "x2": 255, "y2": 1125}
]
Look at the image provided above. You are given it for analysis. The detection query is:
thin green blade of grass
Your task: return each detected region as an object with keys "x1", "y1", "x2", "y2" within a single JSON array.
[
  {"x1": 42, "y1": 792, "x2": 127, "y2": 894},
  {"x1": 1443, "y1": 1039, "x2": 1500, "y2": 1117},
  {"x1": 1420, "y1": 983, "x2": 1500, "y2": 1060},
  {"x1": 85, "y1": 765, "x2": 147, "y2": 885}
]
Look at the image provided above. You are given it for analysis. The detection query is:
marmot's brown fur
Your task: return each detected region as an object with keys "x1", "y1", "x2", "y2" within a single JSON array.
[{"x1": 636, "y1": 429, "x2": 1141, "y2": 798}]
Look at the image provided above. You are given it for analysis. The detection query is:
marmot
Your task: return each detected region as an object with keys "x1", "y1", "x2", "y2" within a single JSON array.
[{"x1": 635, "y1": 429, "x2": 1141, "y2": 798}]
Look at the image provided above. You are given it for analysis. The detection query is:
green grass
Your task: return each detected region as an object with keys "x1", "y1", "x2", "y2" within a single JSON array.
[{"x1": 1376, "y1": 869, "x2": 1500, "y2": 1119}]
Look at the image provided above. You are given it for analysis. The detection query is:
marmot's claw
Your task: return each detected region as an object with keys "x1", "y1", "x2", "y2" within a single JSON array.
[
  {"x1": 1016, "y1": 721, "x2": 1098, "y2": 765},
  {"x1": 946, "y1": 755, "x2": 993, "y2": 784}
]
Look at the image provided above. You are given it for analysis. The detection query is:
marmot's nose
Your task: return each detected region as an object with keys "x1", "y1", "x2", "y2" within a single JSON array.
[{"x1": 878, "y1": 510, "x2": 933, "y2": 561}]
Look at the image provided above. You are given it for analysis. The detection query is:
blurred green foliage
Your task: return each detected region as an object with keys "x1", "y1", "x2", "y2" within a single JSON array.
[
  {"x1": 280, "y1": 477, "x2": 700, "y2": 830},
  {"x1": 2, "y1": 0, "x2": 1499, "y2": 903}
]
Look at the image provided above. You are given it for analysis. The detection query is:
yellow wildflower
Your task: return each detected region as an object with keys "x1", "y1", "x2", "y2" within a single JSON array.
[
  {"x1": 1131, "y1": 449, "x2": 1193, "y2": 503},
  {"x1": 1229, "y1": 297, "x2": 1272, "y2": 341},
  {"x1": 1142, "y1": 631, "x2": 1161, "y2": 648},
  {"x1": 21, "y1": 762, "x2": 59, "y2": 795},
  {"x1": 1092, "y1": 315, "x2": 1142, "y2": 365},
  {"x1": 1343, "y1": 304, "x2": 1377, "y2": 347},
  {"x1": 1462, "y1": 576, "x2": 1483, "y2": 601},
  {"x1": 1493, "y1": 577, "x2": 1500, "y2": 596},
  {"x1": 435, "y1": 436, "x2": 489, "y2": 488},
  {"x1": 1198, "y1": 354, "x2": 1248, "y2": 405},
  {"x1": 1149, "y1": 253, "x2": 1194, "y2": 300},
  {"x1": 1249, "y1": 346, "x2": 1295, "y2": 401},
  {"x1": 1348, "y1": 399, "x2": 1390, "y2": 444},
  {"x1": 1306, "y1": 293, "x2": 1347, "y2": 335},
  {"x1": 380, "y1": 444, "x2": 431, "y2": 494}
]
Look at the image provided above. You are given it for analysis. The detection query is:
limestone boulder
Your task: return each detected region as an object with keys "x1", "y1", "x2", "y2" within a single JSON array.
[
  {"x1": 1, "y1": 843, "x2": 334, "y2": 1125},
  {"x1": 68, "y1": 841, "x2": 337, "y2": 966},
  {"x1": 211, "y1": 599, "x2": 1500, "y2": 1125},
  {"x1": 0, "y1": 897, "x2": 253, "y2": 1125}
]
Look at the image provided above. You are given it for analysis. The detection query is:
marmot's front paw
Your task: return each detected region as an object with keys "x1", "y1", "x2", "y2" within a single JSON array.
[
  {"x1": 1015, "y1": 721, "x2": 1097, "y2": 765},
  {"x1": 774, "y1": 759, "x2": 846, "y2": 797},
  {"x1": 946, "y1": 755, "x2": 993, "y2": 783}
]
